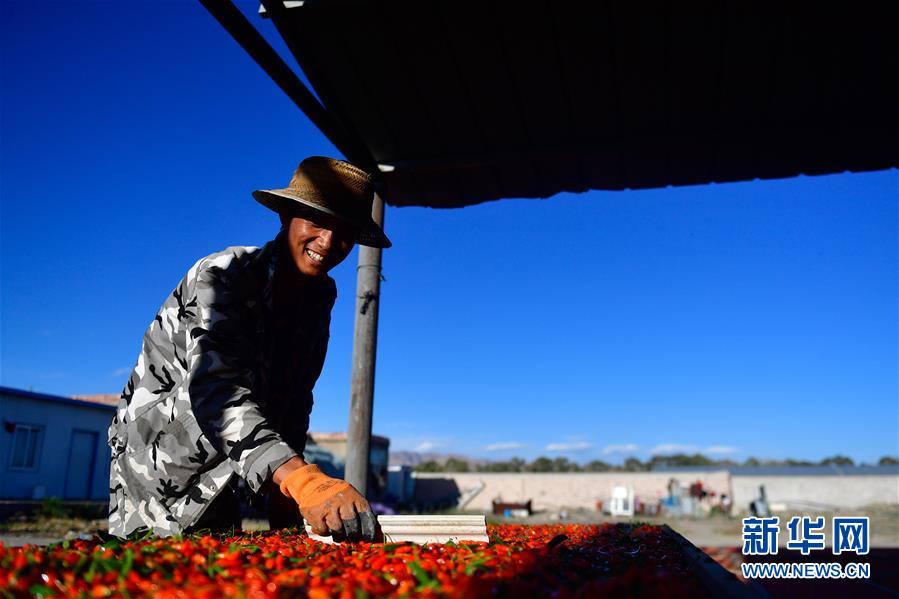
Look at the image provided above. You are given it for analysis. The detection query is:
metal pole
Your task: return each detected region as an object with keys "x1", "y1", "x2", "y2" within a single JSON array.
[{"x1": 345, "y1": 193, "x2": 385, "y2": 496}]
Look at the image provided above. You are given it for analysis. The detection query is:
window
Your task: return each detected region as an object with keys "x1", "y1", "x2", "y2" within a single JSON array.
[{"x1": 9, "y1": 424, "x2": 43, "y2": 470}]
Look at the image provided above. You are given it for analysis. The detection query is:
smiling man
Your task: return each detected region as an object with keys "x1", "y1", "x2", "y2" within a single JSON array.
[{"x1": 107, "y1": 157, "x2": 390, "y2": 541}]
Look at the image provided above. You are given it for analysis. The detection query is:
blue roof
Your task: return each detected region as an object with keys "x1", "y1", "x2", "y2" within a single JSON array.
[{"x1": 0, "y1": 385, "x2": 116, "y2": 412}]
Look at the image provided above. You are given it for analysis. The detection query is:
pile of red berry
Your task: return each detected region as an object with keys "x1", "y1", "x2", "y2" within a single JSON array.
[{"x1": 1, "y1": 523, "x2": 711, "y2": 597}]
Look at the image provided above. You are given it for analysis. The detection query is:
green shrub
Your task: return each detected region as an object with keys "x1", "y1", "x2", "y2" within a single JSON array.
[{"x1": 38, "y1": 497, "x2": 67, "y2": 519}]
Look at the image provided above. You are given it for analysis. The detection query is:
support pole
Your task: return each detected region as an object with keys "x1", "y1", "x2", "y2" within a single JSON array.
[{"x1": 345, "y1": 193, "x2": 385, "y2": 496}]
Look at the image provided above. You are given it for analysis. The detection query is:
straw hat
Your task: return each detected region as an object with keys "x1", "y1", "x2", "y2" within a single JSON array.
[{"x1": 253, "y1": 157, "x2": 391, "y2": 248}]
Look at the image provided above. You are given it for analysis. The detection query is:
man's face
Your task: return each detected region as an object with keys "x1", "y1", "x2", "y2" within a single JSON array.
[{"x1": 283, "y1": 213, "x2": 356, "y2": 277}]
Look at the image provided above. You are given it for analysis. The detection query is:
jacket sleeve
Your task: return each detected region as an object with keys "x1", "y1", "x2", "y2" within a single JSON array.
[{"x1": 185, "y1": 256, "x2": 298, "y2": 493}]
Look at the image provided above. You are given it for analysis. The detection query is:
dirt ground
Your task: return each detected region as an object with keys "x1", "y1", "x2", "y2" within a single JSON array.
[{"x1": 1, "y1": 504, "x2": 895, "y2": 549}]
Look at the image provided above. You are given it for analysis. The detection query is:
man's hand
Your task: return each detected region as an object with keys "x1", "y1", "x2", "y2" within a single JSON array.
[{"x1": 279, "y1": 463, "x2": 377, "y2": 542}]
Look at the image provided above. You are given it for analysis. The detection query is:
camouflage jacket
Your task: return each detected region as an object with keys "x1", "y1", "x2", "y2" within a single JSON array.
[{"x1": 107, "y1": 232, "x2": 336, "y2": 537}]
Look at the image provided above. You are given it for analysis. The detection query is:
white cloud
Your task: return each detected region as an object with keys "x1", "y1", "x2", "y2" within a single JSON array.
[
  {"x1": 111, "y1": 367, "x2": 131, "y2": 377},
  {"x1": 415, "y1": 441, "x2": 444, "y2": 452},
  {"x1": 650, "y1": 443, "x2": 698, "y2": 455},
  {"x1": 485, "y1": 442, "x2": 526, "y2": 451},
  {"x1": 705, "y1": 445, "x2": 739, "y2": 455},
  {"x1": 602, "y1": 444, "x2": 640, "y2": 455},
  {"x1": 545, "y1": 441, "x2": 593, "y2": 452}
]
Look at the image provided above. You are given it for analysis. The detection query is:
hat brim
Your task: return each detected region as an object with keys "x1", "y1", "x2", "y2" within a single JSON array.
[{"x1": 253, "y1": 189, "x2": 392, "y2": 249}]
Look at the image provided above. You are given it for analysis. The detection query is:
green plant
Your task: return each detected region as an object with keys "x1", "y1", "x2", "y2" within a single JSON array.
[{"x1": 38, "y1": 496, "x2": 68, "y2": 519}]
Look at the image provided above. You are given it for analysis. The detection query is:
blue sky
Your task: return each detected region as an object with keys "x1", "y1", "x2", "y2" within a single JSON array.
[{"x1": 1, "y1": 2, "x2": 896, "y2": 465}]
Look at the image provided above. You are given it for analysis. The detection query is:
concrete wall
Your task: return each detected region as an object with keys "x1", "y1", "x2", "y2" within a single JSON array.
[
  {"x1": 730, "y1": 475, "x2": 899, "y2": 511},
  {"x1": 0, "y1": 390, "x2": 113, "y2": 501},
  {"x1": 414, "y1": 471, "x2": 731, "y2": 512}
]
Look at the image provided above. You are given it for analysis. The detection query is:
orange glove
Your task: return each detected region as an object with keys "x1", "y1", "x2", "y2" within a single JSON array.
[{"x1": 280, "y1": 464, "x2": 377, "y2": 541}]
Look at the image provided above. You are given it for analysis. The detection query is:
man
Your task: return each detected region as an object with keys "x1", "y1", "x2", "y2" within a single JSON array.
[{"x1": 107, "y1": 156, "x2": 390, "y2": 541}]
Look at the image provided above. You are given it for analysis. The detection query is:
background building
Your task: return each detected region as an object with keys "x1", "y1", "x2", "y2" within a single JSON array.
[
  {"x1": 0, "y1": 386, "x2": 397, "y2": 506},
  {"x1": 307, "y1": 432, "x2": 390, "y2": 499},
  {"x1": 0, "y1": 387, "x2": 115, "y2": 501}
]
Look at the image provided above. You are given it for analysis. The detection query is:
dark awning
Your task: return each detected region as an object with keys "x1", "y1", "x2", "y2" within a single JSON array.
[{"x1": 223, "y1": 1, "x2": 898, "y2": 208}]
